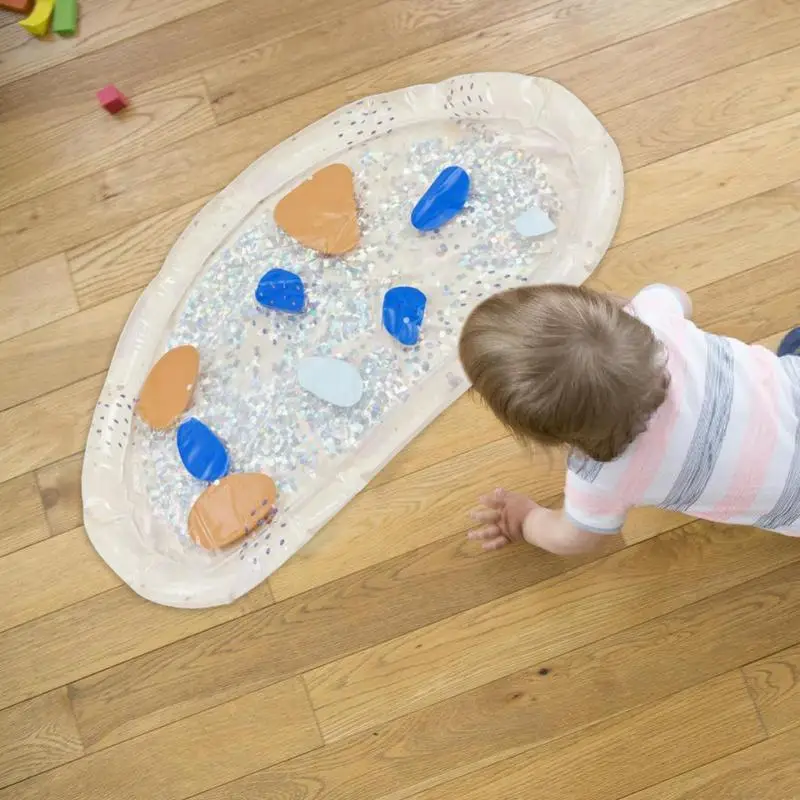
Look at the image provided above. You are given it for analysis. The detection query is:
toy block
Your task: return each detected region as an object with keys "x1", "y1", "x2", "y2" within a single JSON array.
[
  {"x1": 0, "y1": 0, "x2": 33, "y2": 12},
  {"x1": 96, "y1": 84, "x2": 129, "y2": 115},
  {"x1": 18, "y1": 0, "x2": 53, "y2": 36},
  {"x1": 52, "y1": 0, "x2": 76, "y2": 35}
]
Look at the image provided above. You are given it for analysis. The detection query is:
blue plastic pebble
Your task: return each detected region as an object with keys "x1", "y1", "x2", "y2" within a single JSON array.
[
  {"x1": 255, "y1": 268, "x2": 306, "y2": 313},
  {"x1": 514, "y1": 208, "x2": 556, "y2": 238},
  {"x1": 297, "y1": 356, "x2": 363, "y2": 408},
  {"x1": 177, "y1": 418, "x2": 230, "y2": 481},
  {"x1": 411, "y1": 166, "x2": 470, "y2": 231},
  {"x1": 382, "y1": 286, "x2": 427, "y2": 346}
]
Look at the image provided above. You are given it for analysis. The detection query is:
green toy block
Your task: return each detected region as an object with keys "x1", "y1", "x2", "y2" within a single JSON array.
[{"x1": 52, "y1": 0, "x2": 77, "y2": 35}]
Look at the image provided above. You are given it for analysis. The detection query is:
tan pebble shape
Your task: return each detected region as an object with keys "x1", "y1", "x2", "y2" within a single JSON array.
[
  {"x1": 274, "y1": 163, "x2": 360, "y2": 255},
  {"x1": 136, "y1": 345, "x2": 200, "y2": 430},
  {"x1": 188, "y1": 473, "x2": 277, "y2": 550}
]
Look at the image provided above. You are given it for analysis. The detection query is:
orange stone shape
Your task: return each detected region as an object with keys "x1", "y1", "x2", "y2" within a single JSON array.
[
  {"x1": 188, "y1": 473, "x2": 278, "y2": 550},
  {"x1": 273, "y1": 163, "x2": 360, "y2": 255},
  {"x1": 136, "y1": 345, "x2": 200, "y2": 429}
]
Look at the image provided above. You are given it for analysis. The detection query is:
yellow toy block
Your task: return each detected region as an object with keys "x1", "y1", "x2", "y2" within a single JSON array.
[{"x1": 19, "y1": 0, "x2": 55, "y2": 37}]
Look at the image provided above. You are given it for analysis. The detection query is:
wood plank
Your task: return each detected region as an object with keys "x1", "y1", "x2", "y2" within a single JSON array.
[
  {"x1": 205, "y1": 0, "x2": 736, "y2": 124},
  {"x1": 0, "y1": 0, "x2": 380, "y2": 117},
  {"x1": 269, "y1": 436, "x2": 565, "y2": 601},
  {"x1": 0, "y1": 1, "x2": 754, "y2": 270},
  {"x1": 544, "y1": 0, "x2": 800, "y2": 115},
  {"x1": 617, "y1": 111, "x2": 800, "y2": 246},
  {"x1": 0, "y1": 689, "x2": 83, "y2": 790},
  {"x1": 68, "y1": 195, "x2": 209, "y2": 309},
  {"x1": 0, "y1": 373, "x2": 103, "y2": 485},
  {"x1": 0, "y1": 577, "x2": 273, "y2": 711},
  {"x1": 621, "y1": 506, "x2": 691, "y2": 545},
  {"x1": 602, "y1": 43, "x2": 800, "y2": 173},
  {"x1": 0, "y1": 76, "x2": 216, "y2": 210},
  {"x1": 69, "y1": 528, "x2": 611, "y2": 752},
  {"x1": 0, "y1": 527, "x2": 121, "y2": 633},
  {"x1": 407, "y1": 673, "x2": 762, "y2": 800},
  {"x1": 623, "y1": 726, "x2": 800, "y2": 800},
  {"x1": 36, "y1": 454, "x2": 84, "y2": 536},
  {"x1": 0, "y1": 0, "x2": 234, "y2": 87},
  {"x1": 743, "y1": 644, "x2": 800, "y2": 736},
  {"x1": 192, "y1": 671, "x2": 761, "y2": 800},
  {"x1": 0, "y1": 256, "x2": 77, "y2": 341},
  {"x1": 690, "y1": 250, "x2": 800, "y2": 343},
  {"x1": 0, "y1": 291, "x2": 137, "y2": 412},
  {"x1": 0, "y1": 473, "x2": 48, "y2": 557},
  {"x1": 0, "y1": 678, "x2": 320, "y2": 800},
  {"x1": 304, "y1": 524, "x2": 799, "y2": 741},
  {"x1": 593, "y1": 182, "x2": 800, "y2": 297}
]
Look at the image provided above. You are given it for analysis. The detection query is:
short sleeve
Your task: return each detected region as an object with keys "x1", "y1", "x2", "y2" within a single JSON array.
[
  {"x1": 630, "y1": 284, "x2": 691, "y2": 324},
  {"x1": 564, "y1": 455, "x2": 629, "y2": 535}
]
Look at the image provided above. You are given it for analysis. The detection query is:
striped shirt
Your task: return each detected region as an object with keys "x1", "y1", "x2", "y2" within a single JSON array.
[{"x1": 564, "y1": 284, "x2": 800, "y2": 537}]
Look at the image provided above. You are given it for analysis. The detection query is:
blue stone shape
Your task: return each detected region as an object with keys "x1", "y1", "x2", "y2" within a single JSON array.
[
  {"x1": 411, "y1": 166, "x2": 470, "y2": 231},
  {"x1": 297, "y1": 357, "x2": 363, "y2": 408},
  {"x1": 514, "y1": 208, "x2": 556, "y2": 238},
  {"x1": 177, "y1": 418, "x2": 230, "y2": 481},
  {"x1": 383, "y1": 286, "x2": 427, "y2": 346},
  {"x1": 255, "y1": 268, "x2": 305, "y2": 313}
]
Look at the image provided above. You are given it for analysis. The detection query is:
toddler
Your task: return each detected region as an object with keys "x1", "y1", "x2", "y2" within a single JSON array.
[{"x1": 459, "y1": 283, "x2": 800, "y2": 556}]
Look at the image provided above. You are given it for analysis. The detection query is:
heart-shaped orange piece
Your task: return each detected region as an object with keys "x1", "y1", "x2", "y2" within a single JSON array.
[
  {"x1": 274, "y1": 163, "x2": 360, "y2": 255},
  {"x1": 136, "y1": 345, "x2": 200, "y2": 430},
  {"x1": 188, "y1": 472, "x2": 278, "y2": 550}
]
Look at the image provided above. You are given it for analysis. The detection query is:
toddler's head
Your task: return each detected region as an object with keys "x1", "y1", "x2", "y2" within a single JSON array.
[{"x1": 459, "y1": 284, "x2": 668, "y2": 462}]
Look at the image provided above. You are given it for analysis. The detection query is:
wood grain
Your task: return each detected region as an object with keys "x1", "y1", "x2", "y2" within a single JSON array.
[
  {"x1": 0, "y1": 255, "x2": 77, "y2": 341},
  {"x1": 617, "y1": 110, "x2": 800, "y2": 245},
  {"x1": 305, "y1": 524, "x2": 799, "y2": 741},
  {"x1": 68, "y1": 529, "x2": 613, "y2": 752},
  {"x1": 407, "y1": 673, "x2": 762, "y2": 800},
  {"x1": 205, "y1": 0, "x2": 737, "y2": 124},
  {"x1": 594, "y1": 182, "x2": 800, "y2": 296},
  {"x1": 545, "y1": 0, "x2": 800, "y2": 114},
  {"x1": 0, "y1": 76, "x2": 216, "y2": 210},
  {"x1": 0, "y1": 527, "x2": 121, "y2": 633},
  {"x1": 0, "y1": 689, "x2": 83, "y2": 790},
  {"x1": 602, "y1": 43, "x2": 800, "y2": 173},
  {"x1": 0, "y1": 578, "x2": 273, "y2": 711},
  {"x1": 68, "y1": 195, "x2": 210, "y2": 309},
  {"x1": 192, "y1": 671, "x2": 761, "y2": 800},
  {"x1": 36, "y1": 454, "x2": 84, "y2": 536},
  {"x1": 743, "y1": 644, "x2": 800, "y2": 736},
  {"x1": 0, "y1": 291, "x2": 137, "y2": 412},
  {"x1": 0, "y1": 373, "x2": 103, "y2": 485},
  {"x1": 623, "y1": 726, "x2": 800, "y2": 800},
  {"x1": 269, "y1": 436, "x2": 565, "y2": 600},
  {"x1": 0, "y1": 473, "x2": 48, "y2": 557},
  {"x1": 0, "y1": 678, "x2": 321, "y2": 800},
  {"x1": 0, "y1": 0, "x2": 235, "y2": 87}
]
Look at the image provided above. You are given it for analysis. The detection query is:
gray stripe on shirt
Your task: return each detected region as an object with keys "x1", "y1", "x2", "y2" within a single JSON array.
[
  {"x1": 568, "y1": 449, "x2": 603, "y2": 483},
  {"x1": 756, "y1": 357, "x2": 800, "y2": 530},
  {"x1": 661, "y1": 336, "x2": 735, "y2": 512}
]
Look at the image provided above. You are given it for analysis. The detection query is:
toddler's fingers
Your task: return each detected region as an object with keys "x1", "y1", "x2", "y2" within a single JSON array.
[
  {"x1": 478, "y1": 488, "x2": 506, "y2": 509},
  {"x1": 469, "y1": 508, "x2": 500, "y2": 523},
  {"x1": 482, "y1": 535, "x2": 509, "y2": 551},
  {"x1": 467, "y1": 524, "x2": 500, "y2": 541}
]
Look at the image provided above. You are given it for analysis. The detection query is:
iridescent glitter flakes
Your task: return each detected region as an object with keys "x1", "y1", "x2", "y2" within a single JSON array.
[{"x1": 134, "y1": 120, "x2": 562, "y2": 560}]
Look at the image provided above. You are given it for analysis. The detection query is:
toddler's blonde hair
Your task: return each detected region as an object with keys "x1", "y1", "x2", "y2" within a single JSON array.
[{"x1": 459, "y1": 284, "x2": 669, "y2": 462}]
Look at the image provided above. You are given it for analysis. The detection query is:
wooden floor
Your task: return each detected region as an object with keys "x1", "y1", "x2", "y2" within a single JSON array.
[{"x1": 2, "y1": 0, "x2": 800, "y2": 796}]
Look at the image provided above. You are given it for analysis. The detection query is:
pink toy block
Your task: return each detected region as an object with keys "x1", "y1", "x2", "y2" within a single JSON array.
[{"x1": 96, "y1": 84, "x2": 128, "y2": 114}]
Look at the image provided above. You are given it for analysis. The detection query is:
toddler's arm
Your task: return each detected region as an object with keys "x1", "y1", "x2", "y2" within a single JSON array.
[{"x1": 468, "y1": 489, "x2": 611, "y2": 556}]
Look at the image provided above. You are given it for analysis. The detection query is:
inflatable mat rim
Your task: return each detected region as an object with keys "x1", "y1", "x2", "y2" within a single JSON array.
[{"x1": 82, "y1": 71, "x2": 624, "y2": 607}]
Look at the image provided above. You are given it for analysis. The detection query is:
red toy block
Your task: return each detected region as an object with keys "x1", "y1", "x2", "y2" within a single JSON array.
[
  {"x1": 0, "y1": 0, "x2": 33, "y2": 11},
  {"x1": 96, "y1": 84, "x2": 128, "y2": 115}
]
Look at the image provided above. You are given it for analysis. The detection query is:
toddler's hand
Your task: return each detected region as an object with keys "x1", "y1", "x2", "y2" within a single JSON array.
[{"x1": 467, "y1": 488, "x2": 538, "y2": 551}]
